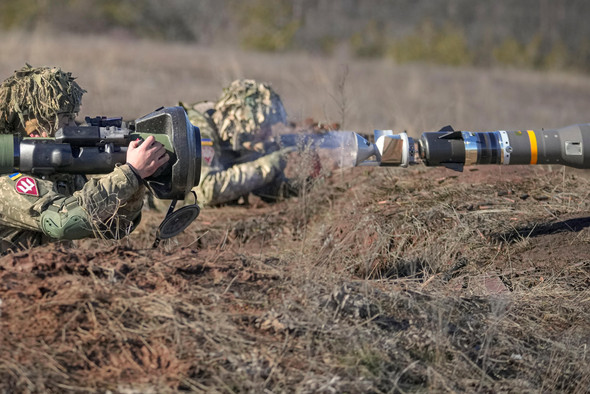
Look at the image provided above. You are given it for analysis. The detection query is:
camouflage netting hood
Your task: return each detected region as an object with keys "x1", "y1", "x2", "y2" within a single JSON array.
[
  {"x1": 0, "y1": 64, "x2": 86, "y2": 135},
  {"x1": 212, "y1": 79, "x2": 287, "y2": 150}
]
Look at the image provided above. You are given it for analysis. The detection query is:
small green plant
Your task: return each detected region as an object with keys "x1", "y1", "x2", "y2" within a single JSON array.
[
  {"x1": 0, "y1": 0, "x2": 41, "y2": 29},
  {"x1": 99, "y1": 0, "x2": 136, "y2": 27},
  {"x1": 318, "y1": 35, "x2": 337, "y2": 55},
  {"x1": 238, "y1": 0, "x2": 300, "y2": 52},
  {"x1": 493, "y1": 34, "x2": 573, "y2": 71},
  {"x1": 493, "y1": 37, "x2": 525, "y2": 67},
  {"x1": 388, "y1": 20, "x2": 473, "y2": 66},
  {"x1": 543, "y1": 39, "x2": 569, "y2": 70},
  {"x1": 350, "y1": 20, "x2": 388, "y2": 58},
  {"x1": 493, "y1": 35, "x2": 543, "y2": 68}
]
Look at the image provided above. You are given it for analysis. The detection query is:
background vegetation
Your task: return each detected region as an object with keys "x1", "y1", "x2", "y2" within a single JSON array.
[{"x1": 2, "y1": 0, "x2": 590, "y2": 73}]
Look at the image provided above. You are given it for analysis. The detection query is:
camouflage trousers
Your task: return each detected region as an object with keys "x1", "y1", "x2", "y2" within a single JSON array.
[{"x1": 0, "y1": 226, "x2": 53, "y2": 254}]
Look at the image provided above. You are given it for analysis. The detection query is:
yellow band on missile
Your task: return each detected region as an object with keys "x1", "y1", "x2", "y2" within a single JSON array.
[{"x1": 527, "y1": 130, "x2": 538, "y2": 164}]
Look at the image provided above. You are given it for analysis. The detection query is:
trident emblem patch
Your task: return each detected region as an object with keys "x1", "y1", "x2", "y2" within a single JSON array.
[
  {"x1": 15, "y1": 176, "x2": 39, "y2": 196},
  {"x1": 202, "y1": 146, "x2": 215, "y2": 165}
]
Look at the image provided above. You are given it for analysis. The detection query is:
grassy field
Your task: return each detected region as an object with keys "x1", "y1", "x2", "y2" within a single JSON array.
[
  {"x1": 2, "y1": 31, "x2": 590, "y2": 134},
  {"x1": 1, "y1": 32, "x2": 590, "y2": 393}
]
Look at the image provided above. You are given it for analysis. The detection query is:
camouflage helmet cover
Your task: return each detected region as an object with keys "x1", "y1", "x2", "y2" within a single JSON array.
[
  {"x1": 212, "y1": 79, "x2": 287, "y2": 148},
  {"x1": 0, "y1": 64, "x2": 86, "y2": 134}
]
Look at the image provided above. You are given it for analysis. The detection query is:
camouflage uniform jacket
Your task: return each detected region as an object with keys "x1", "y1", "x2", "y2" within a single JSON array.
[
  {"x1": 0, "y1": 164, "x2": 145, "y2": 253},
  {"x1": 183, "y1": 104, "x2": 284, "y2": 206}
]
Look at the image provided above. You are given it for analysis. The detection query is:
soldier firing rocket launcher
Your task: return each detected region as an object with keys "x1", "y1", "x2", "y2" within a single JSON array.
[
  {"x1": 343, "y1": 123, "x2": 590, "y2": 171},
  {"x1": 0, "y1": 106, "x2": 202, "y2": 242}
]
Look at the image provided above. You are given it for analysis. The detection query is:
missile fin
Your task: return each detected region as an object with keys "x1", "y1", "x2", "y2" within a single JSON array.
[
  {"x1": 439, "y1": 131, "x2": 463, "y2": 140},
  {"x1": 438, "y1": 125, "x2": 455, "y2": 132},
  {"x1": 442, "y1": 163, "x2": 464, "y2": 172}
]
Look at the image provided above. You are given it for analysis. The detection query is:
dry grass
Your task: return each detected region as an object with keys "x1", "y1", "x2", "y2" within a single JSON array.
[{"x1": 1, "y1": 32, "x2": 590, "y2": 392}]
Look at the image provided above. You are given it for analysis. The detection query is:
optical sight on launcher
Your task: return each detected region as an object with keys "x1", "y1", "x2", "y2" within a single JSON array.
[
  {"x1": 352, "y1": 124, "x2": 590, "y2": 171},
  {"x1": 0, "y1": 106, "x2": 202, "y2": 243}
]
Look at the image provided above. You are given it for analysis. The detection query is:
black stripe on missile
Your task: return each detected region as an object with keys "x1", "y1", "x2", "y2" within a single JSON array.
[
  {"x1": 476, "y1": 133, "x2": 485, "y2": 163},
  {"x1": 489, "y1": 132, "x2": 500, "y2": 164},
  {"x1": 476, "y1": 132, "x2": 501, "y2": 165},
  {"x1": 478, "y1": 133, "x2": 491, "y2": 164}
]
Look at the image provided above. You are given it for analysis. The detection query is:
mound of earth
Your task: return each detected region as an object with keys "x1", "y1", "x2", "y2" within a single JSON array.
[{"x1": 1, "y1": 164, "x2": 589, "y2": 392}]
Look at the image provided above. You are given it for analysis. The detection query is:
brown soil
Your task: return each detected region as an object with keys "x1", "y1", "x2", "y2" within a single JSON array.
[{"x1": 1, "y1": 164, "x2": 589, "y2": 393}]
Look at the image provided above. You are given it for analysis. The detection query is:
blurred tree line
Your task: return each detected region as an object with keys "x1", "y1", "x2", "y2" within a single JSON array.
[{"x1": 2, "y1": 0, "x2": 590, "y2": 73}]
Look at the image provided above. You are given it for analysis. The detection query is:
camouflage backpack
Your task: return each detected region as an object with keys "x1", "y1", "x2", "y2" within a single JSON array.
[
  {"x1": 0, "y1": 64, "x2": 86, "y2": 135},
  {"x1": 212, "y1": 79, "x2": 287, "y2": 150}
]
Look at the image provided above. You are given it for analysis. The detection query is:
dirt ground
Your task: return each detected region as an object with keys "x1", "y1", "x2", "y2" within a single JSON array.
[
  {"x1": 1, "y1": 161, "x2": 589, "y2": 393},
  {"x1": 1, "y1": 32, "x2": 590, "y2": 394}
]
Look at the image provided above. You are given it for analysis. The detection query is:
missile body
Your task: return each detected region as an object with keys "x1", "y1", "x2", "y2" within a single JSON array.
[{"x1": 418, "y1": 124, "x2": 590, "y2": 171}]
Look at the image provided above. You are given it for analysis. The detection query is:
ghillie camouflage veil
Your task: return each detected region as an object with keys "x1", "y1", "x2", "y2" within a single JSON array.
[
  {"x1": 213, "y1": 79, "x2": 287, "y2": 150},
  {"x1": 0, "y1": 64, "x2": 86, "y2": 135}
]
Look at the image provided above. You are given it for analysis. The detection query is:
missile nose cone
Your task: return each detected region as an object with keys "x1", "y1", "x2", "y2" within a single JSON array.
[
  {"x1": 327, "y1": 131, "x2": 377, "y2": 167},
  {"x1": 353, "y1": 133, "x2": 378, "y2": 166}
]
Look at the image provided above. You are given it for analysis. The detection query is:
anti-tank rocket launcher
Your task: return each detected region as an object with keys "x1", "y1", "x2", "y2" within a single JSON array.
[
  {"x1": 349, "y1": 123, "x2": 590, "y2": 171},
  {"x1": 0, "y1": 106, "x2": 202, "y2": 243}
]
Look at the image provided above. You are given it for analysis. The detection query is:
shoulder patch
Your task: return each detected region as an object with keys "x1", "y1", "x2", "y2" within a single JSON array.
[
  {"x1": 202, "y1": 146, "x2": 215, "y2": 165},
  {"x1": 15, "y1": 176, "x2": 39, "y2": 196},
  {"x1": 9, "y1": 172, "x2": 22, "y2": 180},
  {"x1": 201, "y1": 138, "x2": 213, "y2": 146}
]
